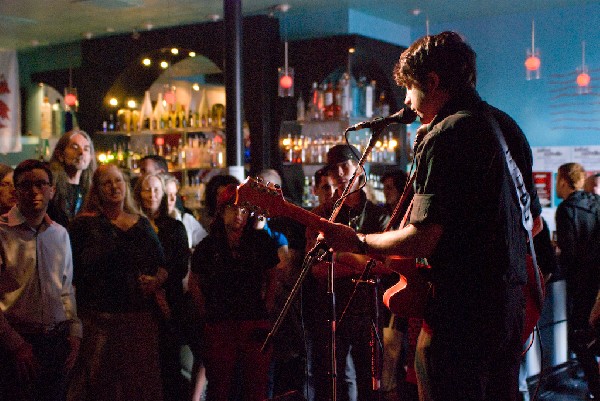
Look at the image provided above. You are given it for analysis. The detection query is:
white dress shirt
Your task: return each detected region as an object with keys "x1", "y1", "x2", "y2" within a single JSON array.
[{"x1": 0, "y1": 207, "x2": 82, "y2": 352}]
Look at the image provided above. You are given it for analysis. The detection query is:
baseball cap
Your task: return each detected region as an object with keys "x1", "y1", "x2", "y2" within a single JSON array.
[{"x1": 326, "y1": 144, "x2": 360, "y2": 169}]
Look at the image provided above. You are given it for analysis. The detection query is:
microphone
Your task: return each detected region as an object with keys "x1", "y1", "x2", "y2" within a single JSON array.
[{"x1": 346, "y1": 106, "x2": 418, "y2": 132}]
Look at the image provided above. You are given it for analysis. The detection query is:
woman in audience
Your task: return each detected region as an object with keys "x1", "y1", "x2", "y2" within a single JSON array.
[
  {"x1": 67, "y1": 164, "x2": 166, "y2": 401},
  {"x1": 164, "y1": 174, "x2": 207, "y2": 249},
  {"x1": 163, "y1": 174, "x2": 208, "y2": 401},
  {"x1": 134, "y1": 172, "x2": 191, "y2": 401},
  {"x1": 0, "y1": 163, "x2": 15, "y2": 214}
]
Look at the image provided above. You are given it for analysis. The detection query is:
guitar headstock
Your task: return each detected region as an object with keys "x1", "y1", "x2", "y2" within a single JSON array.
[{"x1": 236, "y1": 176, "x2": 287, "y2": 218}]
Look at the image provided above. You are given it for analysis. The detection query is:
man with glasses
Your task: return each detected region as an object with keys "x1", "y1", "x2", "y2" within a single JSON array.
[{"x1": 0, "y1": 159, "x2": 81, "y2": 401}]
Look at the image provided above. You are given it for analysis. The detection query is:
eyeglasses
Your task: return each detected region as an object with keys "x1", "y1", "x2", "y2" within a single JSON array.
[
  {"x1": 224, "y1": 204, "x2": 249, "y2": 214},
  {"x1": 15, "y1": 180, "x2": 51, "y2": 191}
]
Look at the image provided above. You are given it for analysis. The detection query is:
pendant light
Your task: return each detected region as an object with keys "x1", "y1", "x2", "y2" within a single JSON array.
[
  {"x1": 576, "y1": 41, "x2": 591, "y2": 94},
  {"x1": 525, "y1": 20, "x2": 541, "y2": 80}
]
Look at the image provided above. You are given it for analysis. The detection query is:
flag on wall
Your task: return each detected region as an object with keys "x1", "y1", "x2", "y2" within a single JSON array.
[{"x1": 0, "y1": 50, "x2": 21, "y2": 154}]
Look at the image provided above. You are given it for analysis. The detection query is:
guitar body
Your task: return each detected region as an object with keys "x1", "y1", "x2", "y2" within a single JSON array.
[
  {"x1": 382, "y1": 257, "x2": 429, "y2": 319},
  {"x1": 383, "y1": 254, "x2": 544, "y2": 345}
]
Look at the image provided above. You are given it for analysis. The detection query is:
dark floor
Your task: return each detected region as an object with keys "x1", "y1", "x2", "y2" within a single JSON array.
[{"x1": 380, "y1": 364, "x2": 595, "y2": 401}]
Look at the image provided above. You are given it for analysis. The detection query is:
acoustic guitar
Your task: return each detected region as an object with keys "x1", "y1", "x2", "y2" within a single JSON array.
[{"x1": 235, "y1": 176, "x2": 544, "y2": 344}]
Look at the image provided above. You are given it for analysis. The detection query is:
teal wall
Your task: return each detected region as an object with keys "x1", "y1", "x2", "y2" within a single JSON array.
[
  {"x1": 287, "y1": 4, "x2": 600, "y2": 148},
  {"x1": 408, "y1": 4, "x2": 600, "y2": 147}
]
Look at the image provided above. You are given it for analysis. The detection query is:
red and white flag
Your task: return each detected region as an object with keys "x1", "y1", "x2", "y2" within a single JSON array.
[{"x1": 0, "y1": 50, "x2": 21, "y2": 154}]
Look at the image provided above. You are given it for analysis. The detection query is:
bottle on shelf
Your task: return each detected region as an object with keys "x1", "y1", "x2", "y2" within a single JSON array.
[
  {"x1": 52, "y1": 99, "x2": 65, "y2": 137},
  {"x1": 40, "y1": 96, "x2": 52, "y2": 139},
  {"x1": 308, "y1": 82, "x2": 321, "y2": 121},
  {"x1": 140, "y1": 90, "x2": 153, "y2": 130},
  {"x1": 198, "y1": 89, "x2": 211, "y2": 128},
  {"x1": 323, "y1": 82, "x2": 334, "y2": 119},
  {"x1": 365, "y1": 80, "x2": 375, "y2": 118},
  {"x1": 153, "y1": 92, "x2": 165, "y2": 130},
  {"x1": 340, "y1": 72, "x2": 351, "y2": 118},
  {"x1": 296, "y1": 93, "x2": 305, "y2": 122}
]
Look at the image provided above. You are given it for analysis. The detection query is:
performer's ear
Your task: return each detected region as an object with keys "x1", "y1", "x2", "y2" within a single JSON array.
[{"x1": 424, "y1": 71, "x2": 440, "y2": 93}]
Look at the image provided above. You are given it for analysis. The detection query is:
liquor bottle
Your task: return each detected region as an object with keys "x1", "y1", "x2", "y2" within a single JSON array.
[
  {"x1": 340, "y1": 72, "x2": 351, "y2": 118},
  {"x1": 377, "y1": 91, "x2": 390, "y2": 117},
  {"x1": 198, "y1": 89, "x2": 210, "y2": 128},
  {"x1": 52, "y1": 99, "x2": 65, "y2": 137},
  {"x1": 140, "y1": 90, "x2": 153, "y2": 130},
  {"x1": 308, "y1": 82, "x2": 321, "y2": 121},
  {"x1": 334, "y1": 81, "x2": 342, "y2": 119},
  {"x1": 296, "y1": 93, "x2": 305, "y2": 121},
  {"x1": 353, "y1": 76, "x2": 366, "y2": 118},
  {"x1": 365, "y1": 80, "x2": 375, "y2": 118},
  {"x1": 324, "y1": 82, "x2": 334, "y2": 119},
  {"x1": 40, "y1": 96, "x2": 52, "y2": 139},
  {"x1": 153, "y1": 93, "x2": 165, "y2": 130}
]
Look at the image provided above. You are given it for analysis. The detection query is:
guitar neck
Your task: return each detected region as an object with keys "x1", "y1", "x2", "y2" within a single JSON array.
[{"x1": 277, "y1": 201, "x2": 330, "y2": 232}]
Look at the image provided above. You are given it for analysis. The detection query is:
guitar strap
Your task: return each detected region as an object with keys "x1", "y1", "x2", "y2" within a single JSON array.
[{"x1": 484, "y1": 111, "x2": 545, "y2": 311}]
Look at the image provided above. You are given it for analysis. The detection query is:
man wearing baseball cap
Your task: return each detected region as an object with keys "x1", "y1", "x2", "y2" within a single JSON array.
[{"x1": 305, "y1": 144, "x2": 390, "y2": 401}]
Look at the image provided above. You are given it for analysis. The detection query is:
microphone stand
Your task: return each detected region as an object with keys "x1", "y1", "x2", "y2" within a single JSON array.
[{"x1": 260, "y1": 122, "x2": 386, "y2": 401}]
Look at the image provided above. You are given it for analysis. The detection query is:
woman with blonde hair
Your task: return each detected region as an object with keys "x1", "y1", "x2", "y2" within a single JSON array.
[
  {"x1": 134, "y1": 173, "x2": 191, "y2": 401},
  {"x1": 68, "y1": 164, "x2": 166, "y2": 401}
]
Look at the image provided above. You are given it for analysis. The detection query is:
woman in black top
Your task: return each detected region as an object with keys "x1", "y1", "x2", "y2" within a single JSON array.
[
  {"x1": 68, "y1": 164, "x2": 167, "y2": 401},
  {"x1": 134, "y1": 172, "x2": 190, "y2": 401}
]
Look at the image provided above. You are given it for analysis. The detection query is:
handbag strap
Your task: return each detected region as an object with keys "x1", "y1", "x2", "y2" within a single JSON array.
[{"x1": 485, "y1": 112, "x2": 544, "y2": 310}]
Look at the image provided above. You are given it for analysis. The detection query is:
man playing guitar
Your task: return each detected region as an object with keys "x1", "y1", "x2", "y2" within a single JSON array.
[{"x1": 318, "y1": 32, "x2": 543, "y2": 401}]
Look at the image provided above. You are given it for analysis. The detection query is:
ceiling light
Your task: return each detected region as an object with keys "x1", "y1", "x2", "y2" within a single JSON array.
[
  {"x1": 142, "y1": 58, "x2": 151, "y2": 66},
  {"x1": 274, "y1": 4, "x2": 291, "y2": 13},
  {"x1": 192, "y1": 83, "x2": 200, "y2": 91},
  {"x1": 109, "y1": 98, "x2": 118, "y2": 107},
  {"x1": 207, "y1": 14, "x2": 221, "y2": 22},
  {"x1": 160, "y1": 61, "x2": 169, "y2": 69},
  {"x1": 171, "y1": 48, "x2": 179, "y2": 55},
  {"x1": 189, "y1": 51, "x2": 196, "y2": 57},
  {"x1": 411, "y1": 8, "x2": 422, "y2": 16},
  {"x1": 84, "y1": 32, "x2": 93, "y2": 40},
  {"x1": 144, "y1": 22, "x2": 153, "y2": 31},
  {"x1": 127, "y1": 100, "x2": 137, "y2": 109}
]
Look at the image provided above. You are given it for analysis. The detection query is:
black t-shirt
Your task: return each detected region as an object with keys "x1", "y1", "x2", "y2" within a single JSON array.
[
  {"x1": 191, "y1": 227, "x2": 279, "y2": 323},
  {"x1": 410, "y1": 88, "x2": 541, "y2": 334}
]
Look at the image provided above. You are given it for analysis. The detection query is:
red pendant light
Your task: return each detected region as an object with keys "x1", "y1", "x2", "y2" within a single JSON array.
[{"x1": 525, "y1": 20, "x2": 541, "y2": 80}]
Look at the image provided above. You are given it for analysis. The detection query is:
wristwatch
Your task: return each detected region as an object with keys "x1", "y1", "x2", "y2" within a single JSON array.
[{"x1": 356, "y1": 233, "x2": 368, "y2": 255}]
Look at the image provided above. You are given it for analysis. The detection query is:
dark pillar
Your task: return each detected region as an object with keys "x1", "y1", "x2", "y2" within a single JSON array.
[{"x1": 224, "y1": 0, "x2": 244, "y2": 179}]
